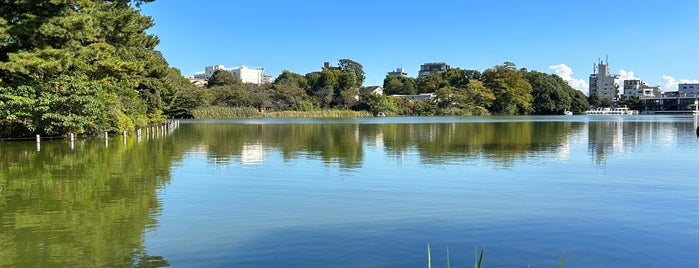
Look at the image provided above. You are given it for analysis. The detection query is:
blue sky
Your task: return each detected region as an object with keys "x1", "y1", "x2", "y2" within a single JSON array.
[{"x1": 141, "y1": 0, "x2": 699, "y2": 94}]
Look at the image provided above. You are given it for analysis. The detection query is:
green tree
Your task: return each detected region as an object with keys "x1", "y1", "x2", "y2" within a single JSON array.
[
  {"x1": 306, "y1": 70, "x2": 339, "y2": 108},
  {"x1": 338, "y1": 58, "x2": 365, "y2": 87},
  {"x1": 619, "y1": 95, "x2": 643, "y2": 110},
  {"x1": 441, "y1": 68, "x2": 478, "y2": 88},
  {"x1": 464, "y1": 80, "x2": 495, "y2": 114},
  {"x1": 383, "y1": 75, "x2": 417, "y2": 95},
  {"x1": 207, "y1": 69, "x2": 238, "y2": 88},
  {"x1": 525, "y1": 71, "x2": 572, "y2": 115},
  {"x1": 412, "y1": 100, "x2": 437, "y2": 116},
  {"x1": 417, "y1": 72, "x2": 446, "y2": 93},
  {"x1": 355, "y1": 94, "x2": 398, "y2": 116},
  {"x1": 247, "y1": 83, "x2": 272, "y2": 112},
  {"x1": 0, "y1": 0, "x2": 171, "y2": 137},
  {"x1": 482, "y1": 62, "x2": 533, "y2": 115},
  {"x1": 272, "y1": 77, "x2": 312, "y2": 110},
  {"x1": 570, "y1": 90, "x2": 590, "y2": 114}
]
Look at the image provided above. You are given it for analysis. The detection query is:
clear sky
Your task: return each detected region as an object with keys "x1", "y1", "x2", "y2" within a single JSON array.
[{"x1": 141, "y1": 0, "x2": 699, "y2": 94}]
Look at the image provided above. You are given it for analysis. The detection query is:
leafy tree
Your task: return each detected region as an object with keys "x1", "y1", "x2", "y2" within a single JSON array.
[
  {"x1": 272, "y1": 77, "x2": 311, "y2": 110},
  {"x1": 207, "y1": 69, "x2": 238, "y2": 88},
  {"x1": 210, "y1": 83, "x2": 250, "y2": 107},
  {"x1": 355, "y1": 94, "x2": 398, "y2": 116},
  {"x1": 588, "y1": 93, "x2": 610, "y2": 107},
  {"x1": 306, "y1": 70, "x2": 339, "y2": 108},
  {"x1": 247, "y1": 83, "x2": 272, "y2": 112},
  {"x1": 441, "y1": 68, "x2": 477, "y2": 88},
  {"x1": 412, "y1": 100, "x2": 437, "y2": 116},
  {"x1": 0, "y1": 0, "x2": 172, "y2": 137},
  {"x1": 619, "y1": 95, "x2": 643, "y2": 110},
  {"x1": 274, "y1": 70, "x2": 308, "y2": 89},
  {"x1": 570, "y1": 90, "x2": 590, "y2": 114},
  {"x1": 525, "y1": 71, "x2": 572, "y2": 115},
  {"x1": 464, "y1": 80, "x2": 495, "y2": 113},
  {"x1": 338, "y1": 59, "x2": 365, "y2": 87},
  {"x1": 482, "y1": 62, "x2": 533, "y2": 115},
  {"x1": 417, "y1": 72, "x2": 446, "y2": 93},
  {"x1": 383, "y1": 75, "x2": 417, "y2": 95}
]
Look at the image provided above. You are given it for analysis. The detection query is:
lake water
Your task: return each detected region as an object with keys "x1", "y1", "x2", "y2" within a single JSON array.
[{"x1": 1, "y1": 115, "x2": 698, "y2": 267}]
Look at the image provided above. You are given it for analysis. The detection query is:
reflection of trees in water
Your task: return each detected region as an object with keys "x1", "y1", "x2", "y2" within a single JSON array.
[
  {"x1": 185, "y1": 121, "x2": 583, "y2": 169},
  {"x1": 381, "y1": 122, "x2": 583, "y2": 167},
  {"x1": 0, "y1": 136, "x2": 184, "y2": 267}
]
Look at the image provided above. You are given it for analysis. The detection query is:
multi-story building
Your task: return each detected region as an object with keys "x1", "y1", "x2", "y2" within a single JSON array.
[
  {"x1": 679, "y1": 83, "x2": 699, "y2": 96},
  {"x1": 322, "y1": 62, "x2": 342, "y2": 71},
  {"x1": 623, "y1": 79, "x2": 661, "y2": 98},
  {"x1": 193, "y1": 65, "x2": 266, "y2": 84},
  {"x1": 418, "y1": 62, "x2": 450, "y2": 78},
  {"x1": 589, "y1": 59, "x2": 620, "y2": 102},
  {"x1": 387, "y1": 66, "x2": 408, "y2": 77}
]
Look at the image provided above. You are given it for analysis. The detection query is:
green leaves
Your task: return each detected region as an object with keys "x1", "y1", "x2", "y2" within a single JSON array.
[{"x1": 0, "y1": 0, "x2": 174, "y2": 137}]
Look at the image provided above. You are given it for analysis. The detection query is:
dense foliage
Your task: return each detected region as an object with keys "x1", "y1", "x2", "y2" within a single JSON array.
[
  {"x1": 1, "y1": 1, "x2": 590, "y2": 136},
  {"x1": 0, "y1": 0, "x2": 184, "y2": 137}
]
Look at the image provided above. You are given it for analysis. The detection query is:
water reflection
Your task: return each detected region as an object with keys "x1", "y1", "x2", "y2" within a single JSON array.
[
  {"x1": 0, "y1": 135, "x2": 185, "y2": 267},
  {"x1": 587, "y1": 117, "x2": 696, "y2": 167},
  {"x1": 178, "y1": 120, "x2": 587, "y2": 169},
  {"x1": 178, "y1": 117, "x2": 697, "y2": 170}
]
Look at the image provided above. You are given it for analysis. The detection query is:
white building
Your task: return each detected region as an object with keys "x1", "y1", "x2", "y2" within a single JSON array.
[
  {"x1": 679, "y1": 83, "x2": 699, "y2": 96},
  {"x1": 387, "y1": 66, "x2": 408, "y2": 77},
  {"x1": 193, "y1": 65, "x2": 266, "y2": 85},
  {"x1": 589, "y1": 58, "x2": 620, "y2": 101},
  {"x1": 623, "y1": 79, "x2": 661, "y2": 98}
]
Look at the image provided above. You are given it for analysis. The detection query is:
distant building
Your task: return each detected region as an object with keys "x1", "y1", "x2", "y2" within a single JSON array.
[
  {"x1": 360, "y1": 86, "x2": 384, "y2": 97},
  {"x1": 418, "y1": 62, "x2": 450, "y2": 78},
  {"x1": 623, "y1": 79, "x2": 661, "y2": 98},
  {"x1": 589, "y1": 58, "x2": 620, "y2": 101},
  {"x1": 392, "y1": 93, "x2": 435, "y2": 101},
  {"x1": 322, "y1": 62, "x2": 342, "y2": 71},
  {"x1": 679, "y1": 83, "x2": 699, "y2": 96},
  {"x1": 387, "y1": 66, "x2": 408, "y2": 77},
  {"x1": 193, "y1": 65, "x2": 266, "y2": 85}
]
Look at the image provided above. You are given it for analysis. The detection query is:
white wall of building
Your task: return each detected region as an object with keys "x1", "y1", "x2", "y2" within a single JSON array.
[{"x1": 195, "y1": 65, "x2": 266, "y2": 85}]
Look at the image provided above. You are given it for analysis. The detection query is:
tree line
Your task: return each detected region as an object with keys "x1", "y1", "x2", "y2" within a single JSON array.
[
  {"x1": 173, "y1": 60, "x2": 589, "y2": 118},
  {"x1": 0, "y1": 0, "x2": 589, "y2": 138}
]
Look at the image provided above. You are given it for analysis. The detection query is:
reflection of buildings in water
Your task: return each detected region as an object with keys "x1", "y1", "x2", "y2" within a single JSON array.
[
  {"x1": 557, "y1": 136, "x2": 571, "y2": 162},
  {"x1": 374, "y1": 131, "x2": 384, "y2": 148},
  {"x1": 588, "y1": 120, "x2": 680, "y2": 166},
  {"x1": 588, "y1": 121, "x2": 623, "y2": 166},
  {"x1": 241, "y1": 142, "x2": 265, "y2": 165}
]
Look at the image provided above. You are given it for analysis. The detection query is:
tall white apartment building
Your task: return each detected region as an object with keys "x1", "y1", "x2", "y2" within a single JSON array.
[
  {"x1": 589, "y1": 58, "x2": 620, "y2": 101},
  {"x1": 193, "y1": 65, "x2": 266, "y2": 85}
]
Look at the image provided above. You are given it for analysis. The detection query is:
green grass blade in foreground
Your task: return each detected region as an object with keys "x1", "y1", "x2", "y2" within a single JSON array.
[
  {"x1": 427, "y1": 243, "x2": 431, "y2": 268},
  {"x1": 475, "y1": 247, "x2": 484, "y2": 268},
  {"x1": 446, "y1": 246, "x2": 450, "y2": 268},
  {"x1": 558, "y1": 252, "x2": 568, "y2": 268}
]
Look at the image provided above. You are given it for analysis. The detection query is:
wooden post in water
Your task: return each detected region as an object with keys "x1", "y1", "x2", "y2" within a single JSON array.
[
  {"x1": 69, "y1": 133, "x2": 75, "y2": 150},
  {"x1": 104, "y1": 132, "x2": 108, "y2": 147},
  {"x1": 36, "y1": 135, "x2": 40, "y2": 152},
  {"x1": 36, "y1": 134, "x2": 40, "y2": 143}
]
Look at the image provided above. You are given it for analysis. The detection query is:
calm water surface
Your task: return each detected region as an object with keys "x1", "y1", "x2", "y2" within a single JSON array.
[{"x1": 1, "y1": 116, "x2": 698, "y2": 267}]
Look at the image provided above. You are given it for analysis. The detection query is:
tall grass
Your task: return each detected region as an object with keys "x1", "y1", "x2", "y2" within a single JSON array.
[
  {"x1": 191, "y1": 106, "x2": 372, "y2": 119},
  {"x1": 191, "y1": 106, "x2": 257, "y2": 119},
  {"x1": 426, "y1": 245, "x2": 564, "y2": 268}
]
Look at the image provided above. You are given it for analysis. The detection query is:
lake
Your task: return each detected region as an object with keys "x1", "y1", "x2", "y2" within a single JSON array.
[{"x1": 1, "y1": 115, "x2": 698, "y2": 267}]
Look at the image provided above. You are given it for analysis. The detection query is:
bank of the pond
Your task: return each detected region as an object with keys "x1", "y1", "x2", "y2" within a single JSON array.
[{"x1": 191, "y1": 106, "x2": 372, "y2": 119}]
